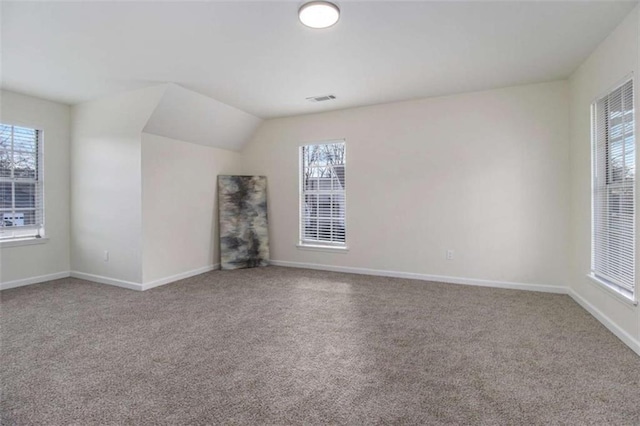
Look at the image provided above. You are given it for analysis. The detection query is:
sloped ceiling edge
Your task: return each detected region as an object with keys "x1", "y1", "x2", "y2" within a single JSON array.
[{"x1": 143, "y1": 83, "x2": 262, "y2": 152}]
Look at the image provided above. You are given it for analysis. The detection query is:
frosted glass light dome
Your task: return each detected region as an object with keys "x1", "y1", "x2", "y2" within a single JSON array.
[{"x1": 299, "y1": 2, "x2": 340, "y2": 29}]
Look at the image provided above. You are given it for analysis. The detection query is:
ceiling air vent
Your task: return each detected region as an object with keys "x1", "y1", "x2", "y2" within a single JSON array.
[{"x1": 306, "y1": 95, "x2": 336, "y2": 103}]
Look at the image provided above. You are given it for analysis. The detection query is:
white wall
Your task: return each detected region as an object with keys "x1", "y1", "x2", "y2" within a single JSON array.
[
  {"x1": 568, "y1": 6, "x2": 640, "y2": 346},
  {"x1": 141, "y1": 133, "x2": 242, "y2": 284},
  {"x1": 0, "y1": 90, "x2": 71, "y2": 284},
  {"x1": 241, "y1": 81, "x2": 570, "y2": 287},
  {"x1": 70, "y1": 83, "x2": 259, "y2": 287},
  {"x1": 71, "y1": 86, "x2": 165, "y2": 284}
]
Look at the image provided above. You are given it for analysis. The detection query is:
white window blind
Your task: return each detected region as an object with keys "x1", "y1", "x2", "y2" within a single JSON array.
[
  {"x1": 0, "y1": 124, "x2": 44, "y2": 240},
  {"x1": 592, "y1": 79, "x2": 635, "y2": 299},
  {"x1": 300, "y1": 142, "x2": 346, "y2": 246}
]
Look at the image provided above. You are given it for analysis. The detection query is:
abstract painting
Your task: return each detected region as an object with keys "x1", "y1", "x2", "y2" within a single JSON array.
[{"x1": 218, "y1": 175, "x2": 270, "y2": 270}]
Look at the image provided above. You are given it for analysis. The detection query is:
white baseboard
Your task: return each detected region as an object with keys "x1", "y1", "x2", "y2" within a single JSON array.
[
  {"x1": 70, "y1": 271, "x2": 143, "y2": 291},
  {"x1": 270, "y1": 260, "x2": 640, "y2": 357},
  {"x1": 5, "y1": 261, "x2": 637, "y2": 357},
  {"x1": 0, "y1": 271, "x2": 71, "y2": 290},
  {"x1": 269, "y1": 260, "x2": 567, "y2": 294},
  {"x1": 66, "y1": 265, "x2": 221, "y2": 292},
  {"x1": 142, "y1": 264, "x2": 219, "y2": 291},
  {"x1": 568, "y1": 289, "x2": 640, "y2": 357}
]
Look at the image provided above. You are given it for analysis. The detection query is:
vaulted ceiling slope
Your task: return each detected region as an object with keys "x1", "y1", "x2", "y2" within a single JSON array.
[
  {"x1": 2, "y1": 1, "x2": 637, "y2": 118},
  {"x1": 75, "y1": 84, "x2": 261, "y2": 151},
  {"x1": 143, "y1": 84, "x2": 262, "y2": 151}
]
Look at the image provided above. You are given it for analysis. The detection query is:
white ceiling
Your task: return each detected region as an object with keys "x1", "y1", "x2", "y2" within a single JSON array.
[{"x1": 2, "y1": 1, "x2": 637, "y2": 118}]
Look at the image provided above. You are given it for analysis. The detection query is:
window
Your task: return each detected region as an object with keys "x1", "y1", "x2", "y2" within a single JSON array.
[
  {"x1": 592, "y1": 78, "x2": 635, "y2": 300},
  {"x1": 0, "y1": 124, "x2": 44, "y2": 240},
  {"x1": 300, "y1": 141, "x2": 346, "y2": 247}
]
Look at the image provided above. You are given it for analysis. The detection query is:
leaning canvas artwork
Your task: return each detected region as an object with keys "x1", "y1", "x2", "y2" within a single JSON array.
[{"x1": 218, "y1": 175, "x2": 270, "y2": 270}]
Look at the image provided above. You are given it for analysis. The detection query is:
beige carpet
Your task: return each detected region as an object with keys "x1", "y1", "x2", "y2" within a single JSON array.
[{"x1": 2, "y1": 266, "x2": 639, "y2": 425}]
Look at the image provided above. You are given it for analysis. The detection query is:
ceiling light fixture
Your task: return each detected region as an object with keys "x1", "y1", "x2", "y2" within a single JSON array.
[{"x1": 299, "y1": 1, "x2": 340, "y2": 29}]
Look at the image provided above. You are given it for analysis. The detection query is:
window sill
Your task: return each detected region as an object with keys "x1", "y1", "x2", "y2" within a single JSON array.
[
  {"x1": 586, "y1": 273, "x2": 638, "y2": 307},
  {"x1": 0, "y1": 237, "x2": 49, "y2": 248},
  {"x1": 296, "y1": 244, "x2": 349, "y2": 253}
]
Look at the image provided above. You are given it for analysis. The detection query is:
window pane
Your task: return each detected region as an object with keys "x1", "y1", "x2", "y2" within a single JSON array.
[
  {"x1": 0, "y1": 126, "x2": 10, "y2": 150},
  {"x1": 317, "y1": 219, "x2": 332, "y2": 241},
  {"x1": 307, "y1": 145, "x2": 329, "y2": 167},
  {"x1": 331, "y1": 166, "x2": 345, "y2": 190},
  {"x1": 333, "y1": 194, "x2": 345, "y2": 217},
  {"x1": 0, "y1": 182, "x2": 12, "y2": 209},
  {"x1": 304, "y1": 218, "x2": 318, "y2": 240},
  {"x1": 13, "y1": 152, "x2": 36, "y2": 179},
  {"x1": 0, "y1": 149, "x2": 11, "y2": 178},
  {"x1": 1, "y1": 212, "x2": 17, "y2": 227},
  {"x1": 305, "y1": 166, "x2": 333, "y2": 190},
  {"x1": 304, "y1": 194, "x2": 317, "y2": 218},
  {"x1": 318, "y1": 195, "x2": 331, "y2": 218},
  {"x1": 592, "y1": 79, "x2": 635, "y2": 295},
  {"x1": 15, "y1": 182, "x2": 36, "y2": 209},
  {"x1": 318, "y1": 174, "x2": 332, "y2": 190},
  {"x1": 302, "y1": 145, "x2": 310, "y2": 166},
  {"x1": 306, "y1": 143, "x2": 345, "y2": 167},
  {"x1": 303, "y1": 171, "x2": 315, "y2": 190},
  {"x1": 13, "y1": 126, "x2": 37, "y2": 152},
  {"x1": 15, "y1": 210, "x2": 36, "y2": 226},
  {"x1": 332, "y1": 220, "x2": 346, "y2": 242},
  {"x1": 625, "y1": 135, "x2": 635, "y2": 179},
  {"x1": 0, "y1": 124, "x2": 43, "y2": 235},
  {"x1": 300, "y1": 142, "x2": 345, "y2": 245},
  {"x1": 608, "y1": 139, "x2": 624, "y2": 183}
]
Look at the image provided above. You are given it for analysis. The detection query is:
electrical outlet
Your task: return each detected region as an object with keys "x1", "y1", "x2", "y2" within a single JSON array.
[
  {"x1": 103, "y1": 250, "x2": 109, "y2": 262},
  {"x1": 446, "y1": 249, "x2": 454, "y2": 260}
]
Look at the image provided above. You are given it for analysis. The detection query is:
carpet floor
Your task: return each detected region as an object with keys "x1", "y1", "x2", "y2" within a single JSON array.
[{"x1": 1, "y1": 266, "x2": 639, "y2": 425}]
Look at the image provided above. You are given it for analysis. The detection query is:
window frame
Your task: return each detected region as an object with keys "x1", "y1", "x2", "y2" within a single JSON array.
[
  {"x1": 298, "y1": 140, "x2": 347, "y2": 249},
  {"x1": 0, "y1": 123, "x2": 45, "y2": 242},
  {"x1": 590, "y1": 76, "x2": 636, "y2": 303}
]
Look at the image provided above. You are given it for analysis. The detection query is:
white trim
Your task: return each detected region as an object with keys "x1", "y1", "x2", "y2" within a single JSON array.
[
  {"x1": 0, "y1": 124, "x2": 45, "y2": 237},
  {"x1": 269, "y1": 260, "x2": 640, "y2": 356},
  {"x1": 586, "y1": 273, "x2": 638, "y2": 306},
  {"x1": 299, "y1": 141, "x2": 347, "y2": 247},
  {"x1": 3, "y1": 262, "x2": 638, "y2": 357},
  {"x1": 0, "y1": 271, "x2": 69, "y2": 290},
  {"x1": 70, "y1": 271, "x2": 143, "y2": 291},
  {"x1": 590, "y1": 77, "x2": 636, "y2": 300},
  {"x1": 296, "y1": 244, "x2": 349, "y2": 253},
  {"x1": 268, "y1": 260, "x2": 567, "y2": 294},
  {"x1": 568, "y1": 288, "x2": 640, "y2": 357},
  {"x1": 142, "y1": 264, "x2": 219, "y2": 291},
  {"x1": 0, "y1": 237, "x2": 49, "y2": 248},
  {"x1": 5, "y1": 265, "x2": 222, "y2": 293},
  {"x1": 298, "y1": 138, "x2": 346, "y2": 147}
]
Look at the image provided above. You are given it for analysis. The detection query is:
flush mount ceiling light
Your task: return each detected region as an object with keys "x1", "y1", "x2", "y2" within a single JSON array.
[{"x1": 299, "y1": 1, "x2": 340, "y2": 29}]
